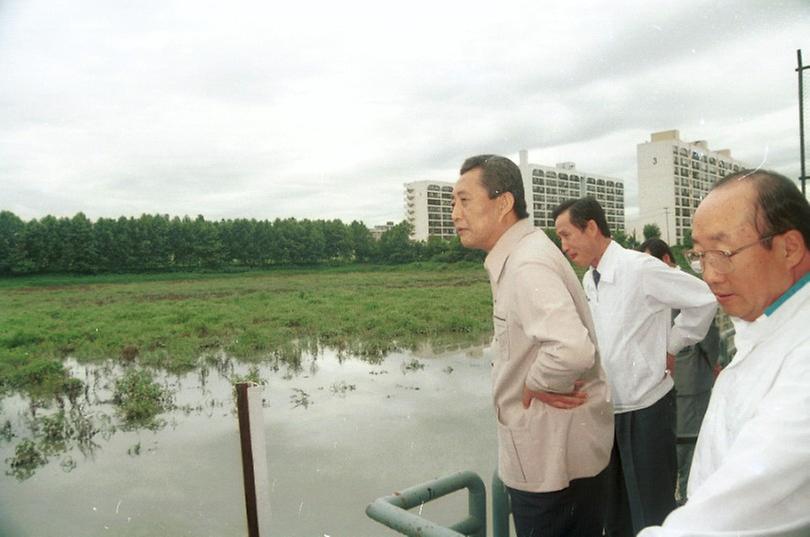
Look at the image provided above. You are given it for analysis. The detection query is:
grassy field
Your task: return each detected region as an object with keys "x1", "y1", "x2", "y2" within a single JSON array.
[{"x1": 0, "y1": 263, "x2": 493, "y2": 399}]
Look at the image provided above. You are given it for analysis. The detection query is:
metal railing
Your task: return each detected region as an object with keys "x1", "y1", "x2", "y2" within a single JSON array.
[
  {"x1": 367, "y1": 434, "x2": 699, "y2": 537},
  {"x1": 366, "y1": 471, "x2": 511, "y2": 537}
]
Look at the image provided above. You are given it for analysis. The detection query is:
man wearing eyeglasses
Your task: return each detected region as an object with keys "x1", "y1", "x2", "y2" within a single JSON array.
[
  {"x1": 553, "y1": 197, "x2": 717, "y2": 537},
  {"x1": 639, "y1": 170, "x2": 810, "y2": 536}
]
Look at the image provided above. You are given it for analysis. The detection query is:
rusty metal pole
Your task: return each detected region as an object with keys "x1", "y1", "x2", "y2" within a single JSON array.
[{"x1": 237, "y1": 383, "x2": 270, "y2": 537}]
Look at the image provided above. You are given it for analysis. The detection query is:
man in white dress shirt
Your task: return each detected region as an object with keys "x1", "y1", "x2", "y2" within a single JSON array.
[
  {"x1": 639, "y1": 170, "x2": 810, "y2": 536},
  {"x1": 553, "y1": 198, "x2": 717, "y2": 537},
  {"x1": 639, "y1": 237, "x2": 724, "y2": 504}
]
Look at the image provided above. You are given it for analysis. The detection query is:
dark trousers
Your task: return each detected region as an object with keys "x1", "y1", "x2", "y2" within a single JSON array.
[
  {"x1": 675, "y1": 390, "x2": 711, "y2": 502},
  {"x1": 605, "y1": 389, "x2": 677, "y2": 537},
  {"x1": 507, "y1": 469, "x2": 607, "y2": 537}
]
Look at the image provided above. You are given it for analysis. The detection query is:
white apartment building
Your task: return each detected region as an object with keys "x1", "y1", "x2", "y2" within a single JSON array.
[
  {"x1": 404, "y1": 180, "x2": 455, "y2": 241},
  {"x1": 636, "y1": 130, "x2": 747, "y2": 245},
  {"x1": 518, "y1": 150, "x2": 626, "y2": 232},
  {"x1": 370, "y1": 221, "x2": 395, "y2": 241}
]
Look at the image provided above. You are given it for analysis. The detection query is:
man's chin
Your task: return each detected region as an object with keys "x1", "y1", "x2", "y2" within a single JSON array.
[
  {"x1": 458, "y1": 237, "x2": 481, "y2": 251},
  {"x1": 569, "y1": 257, "x2": 589, "y2": 269},
  {"x1": 715, "y1": 296, "x2": 752, "y2": 320}
]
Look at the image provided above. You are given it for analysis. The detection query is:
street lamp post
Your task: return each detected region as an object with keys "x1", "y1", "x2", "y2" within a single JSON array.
[{"x1": 798, "y1": 49, "x2": 809, "y2": 195}]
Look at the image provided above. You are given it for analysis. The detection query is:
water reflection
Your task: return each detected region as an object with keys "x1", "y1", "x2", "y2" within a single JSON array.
[
  {"x1": 0, "y1": 341, "x2": 496, "y2": 537},
  {"x1": 4, "y1": 402, "x2": 115, "y2": 480}
]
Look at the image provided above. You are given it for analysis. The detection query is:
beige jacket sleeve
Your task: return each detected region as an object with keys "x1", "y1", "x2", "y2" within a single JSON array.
[{"x1": 513, "y1": 261, "x2": 596, "y2": 394}]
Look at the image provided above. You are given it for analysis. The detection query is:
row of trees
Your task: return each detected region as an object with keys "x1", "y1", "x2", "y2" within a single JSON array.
[
  {"x1": 0, "y1": 211, "x2": 484, "y2": 275},
  {"x1": 0, "y1": 209, "x2": 665, "y2": 276}
]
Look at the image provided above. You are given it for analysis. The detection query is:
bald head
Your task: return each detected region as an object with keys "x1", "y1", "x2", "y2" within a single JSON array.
[
  {"x1": 711, "y1": 169, "x2": 810, "y2": 250},
  {"x1": 692, "y1": 170, "x2": 810, "y2": 321}
]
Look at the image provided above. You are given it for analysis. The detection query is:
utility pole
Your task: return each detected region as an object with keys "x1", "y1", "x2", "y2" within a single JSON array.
[{"x1": 798, "y1": 49, "x2": 809, "y2": 195}]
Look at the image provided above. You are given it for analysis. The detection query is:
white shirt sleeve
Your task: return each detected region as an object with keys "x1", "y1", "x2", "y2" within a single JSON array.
[
  {"x1": 639, "y1": 259, "x2": 717, "y2": 355},
  {"x1": 638, "y1": 345, "x2": 810, "y2": 536}
]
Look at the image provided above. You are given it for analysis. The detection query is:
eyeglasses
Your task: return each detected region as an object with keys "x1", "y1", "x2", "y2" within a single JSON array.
[{"x1": 685, "y1": 233, "x2": 777, "y2": 274}]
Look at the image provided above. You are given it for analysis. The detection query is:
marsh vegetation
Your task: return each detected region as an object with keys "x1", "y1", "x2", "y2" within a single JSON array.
[
  {"x1": 0, "y1": 263, "x2": 490, "y2": 390},
  {"x1": 0, "y1": 263, "x2": 493, "y2": 481}
]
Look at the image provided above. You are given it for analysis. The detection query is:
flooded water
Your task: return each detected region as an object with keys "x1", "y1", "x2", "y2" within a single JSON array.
[{"x1": 0, "y1": 344, "x2": 497, "y2": 537}]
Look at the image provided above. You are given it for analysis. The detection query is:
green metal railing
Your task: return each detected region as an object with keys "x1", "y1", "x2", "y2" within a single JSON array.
[
  {"x1": 367, "y1": 434, "x2": 699, "y2": 537},
  {"x1": 366, "y1": 471, "x2": 511, "y2": 537},
  {"x1": 490, "y1": 472, "x2": 510, "y2": 537}
]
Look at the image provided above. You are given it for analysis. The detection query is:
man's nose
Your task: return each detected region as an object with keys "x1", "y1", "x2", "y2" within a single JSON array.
[
  {"x1": 701, "y1": 261, "x2": 725, "y2": 285},
  {"x1": 451, "y1": 203, "x2": 461, "y2": 222}
]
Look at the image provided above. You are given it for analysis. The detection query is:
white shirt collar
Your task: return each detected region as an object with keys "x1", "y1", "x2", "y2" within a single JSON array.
[
  {"x1": 592, "y1": 240, "x2": 622, "y2": 285},
  {"x1": 731, "y1": 273, "x2": 810, "y2": 366}
]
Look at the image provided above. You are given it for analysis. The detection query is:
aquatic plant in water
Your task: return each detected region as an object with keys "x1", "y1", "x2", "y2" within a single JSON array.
[
  {"x1": 4, "y1": 400, "x2": 116, "y2": 480},
  {"x1": 401, "y1": 358, "x2": 425, "y2": 373},
  {"x1": 6, "y1": 439, "x2": 46, "y2": 480},
  {"x1": 112, "y1": 368, "x2": 174, "y2": 430},
  {"x1": 329, "y1": 381, "x2": 356, "y2": 396},
  {"x1": 290, "y1": 388, "x2": 312, "y2": 409}
]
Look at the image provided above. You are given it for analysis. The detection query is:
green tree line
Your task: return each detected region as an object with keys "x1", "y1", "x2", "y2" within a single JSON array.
[{"x1": 0, "y1": 211, "x2": 485, "y2": 275}]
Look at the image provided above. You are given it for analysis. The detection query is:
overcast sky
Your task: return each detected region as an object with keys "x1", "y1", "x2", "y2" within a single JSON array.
[{"x1": 1, "y1": 1, "x2": 807, "y2": 226}]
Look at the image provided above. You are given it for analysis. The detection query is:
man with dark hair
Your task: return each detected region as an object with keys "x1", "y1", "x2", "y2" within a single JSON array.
[
  {"x1": 553, "y1": 197, "x2": 612, "y2": 238},
  {"x1": 553, "y1": 197, "x2": 716, "y2": 537},
  {"x1": 453, "y1": 155, "x2": 613, "y2": 537},
  {"x1": 639, "y1": 237, "x2": 724, "y2": 504},
  {"x1": 458, "y1": 154, "x2": 530, "y2": 218},
  {"x1": 640, "y1": 170, "x2": 810, "y2": 535},
  {"x1": 639, "y1": 238, "x2": 676, "y2": 266}
]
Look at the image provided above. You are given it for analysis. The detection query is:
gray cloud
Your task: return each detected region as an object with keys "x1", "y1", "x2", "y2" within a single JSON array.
[{"x1": 0, "y1": 0, "x2": 808, "y2": 225}]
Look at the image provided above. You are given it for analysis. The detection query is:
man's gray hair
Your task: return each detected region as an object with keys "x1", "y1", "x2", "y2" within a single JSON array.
[{"x1": 714, "y1": 169, "x2": 810, "y2": 249}]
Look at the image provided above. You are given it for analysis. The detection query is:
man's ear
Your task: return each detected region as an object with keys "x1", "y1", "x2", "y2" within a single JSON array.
[
  {"x1": 585, "y1": 219, "x2": 599, "y2": 237},
  {"x1": 499, "y1": 192, "x2": 515, "y2": 219},
  {"x1": 782, "y1": 229, "x2": 806, "y2": 269}
]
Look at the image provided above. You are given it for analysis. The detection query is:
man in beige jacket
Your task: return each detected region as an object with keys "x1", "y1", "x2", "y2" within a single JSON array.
[{"x1": 452, "y1": 154, "x2": 613, "y2": 537}]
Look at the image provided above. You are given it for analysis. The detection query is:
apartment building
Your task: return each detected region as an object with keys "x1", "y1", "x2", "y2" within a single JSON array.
[
  {"x1": 518, "y1": 150, "x2": 626, "y2": 232},
  {"x1": 404, "y1": 180, "x2": 455, "y2": 241},
  {"x1": 370, "y1": 221, "x2": 395, "y2": 241},
  {"x1": 636, "y1": 129, "x2": 747, "y2": 244}
]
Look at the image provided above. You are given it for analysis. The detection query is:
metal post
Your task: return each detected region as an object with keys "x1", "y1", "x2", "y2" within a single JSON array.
[
  {"x1": 236, "y1": 383, "x2": 270, "y2": 537},
  {"x1": 797, "y1": 49, "x2": 808, "y2": 195},
  {"x1": 366, "y1": 471, "x2": 486, "y2": 537},
  {"x1": 491, "y1": 471, "x2": 510, "y2": 537}
]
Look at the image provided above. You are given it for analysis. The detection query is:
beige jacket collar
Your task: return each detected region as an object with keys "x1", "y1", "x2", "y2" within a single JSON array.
[{"x1": 484, "y1": 218, "x2": 535, "y2": 293}]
